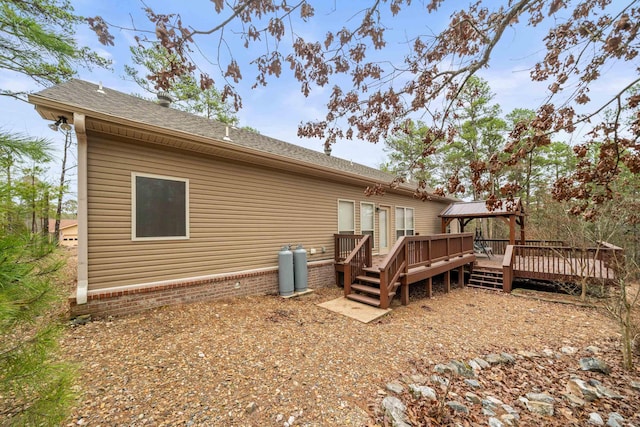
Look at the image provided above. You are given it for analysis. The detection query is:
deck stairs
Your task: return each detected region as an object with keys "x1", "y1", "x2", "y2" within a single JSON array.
[
  {"x1": 468, "y1": 268, "x2": 503, "y2": 291},
  {"x1": 346, "y1": 266, "x2": 400, "y2": 307}
]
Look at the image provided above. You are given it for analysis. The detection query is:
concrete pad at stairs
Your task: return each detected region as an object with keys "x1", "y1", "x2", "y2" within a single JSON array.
[{"x1": 317, "y1": 297, "x2": 391, "y2": 323}]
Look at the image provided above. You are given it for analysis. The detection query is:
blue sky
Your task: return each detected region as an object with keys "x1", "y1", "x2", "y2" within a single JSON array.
[{"x1": 0, "y1": 0, "x2": 635, "y2": 193}]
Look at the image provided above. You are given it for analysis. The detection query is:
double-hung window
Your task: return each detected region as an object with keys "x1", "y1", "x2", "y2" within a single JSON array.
[
  {"x1": 132, "y1": 172, "x2": 189, "y2": 240},
  {"x1": 360, "y1": 202, "x2": 375, "y2": 247},
  {"x1": 338, "y1": 200, "x2": 355, "y2": 234},
  {"x1": 395, "y1": 207, "x2": 414, "y2": 239}
]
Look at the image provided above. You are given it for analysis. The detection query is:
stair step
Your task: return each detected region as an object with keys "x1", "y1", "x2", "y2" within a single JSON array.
[
  {"x1": 473, "y1": 270, "x2": 503, "y2": 276},
  {"x1": 469, "y1": 280, "x2": 502, "y2": 288},
  {"x1": 346, "y1": 293, "x2": 381, "y2": 307},
  {"x1": 356, "y1": 275, "x2": 381, "y2": 285},
  {"x1": 362, "y1": 267, "x2": 380, "y2": 274},
  {"x1": 351, "y1": 283, "x2": 382, "y2": 295},
  {"x1": 470, "y1": 277, "x2": 502, "y2": 285},
  {"x1": 467, "y1": 283, "x2": 503, "y2": 291}
]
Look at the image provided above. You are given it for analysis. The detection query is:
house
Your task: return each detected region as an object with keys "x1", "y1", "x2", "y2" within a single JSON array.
[
  {"x1": 29, "y1": 79, "x2": 457, "y2": 317},
  {"x1": 48, "y1": 219, "x2": 78, "y2": 246}
]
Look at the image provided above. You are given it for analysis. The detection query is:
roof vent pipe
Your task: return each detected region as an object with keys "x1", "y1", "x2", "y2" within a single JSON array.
[
  {"x1": 324, "y1": 145, "x2": 332, "y2": 156},
  {"x1": 157, "y1": 91, "x2": 173, "y2": 107},
  {"x1": 223, "y1": 125, "x2": 232, "y2": 141}
]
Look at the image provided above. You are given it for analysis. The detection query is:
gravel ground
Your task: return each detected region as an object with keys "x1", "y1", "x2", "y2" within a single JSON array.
[{"x1": 60, "y1": 280, "x2": 637, "y2": 426}]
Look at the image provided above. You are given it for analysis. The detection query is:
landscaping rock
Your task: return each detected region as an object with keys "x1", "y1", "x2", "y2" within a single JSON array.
[
  {"x1": 606, "y1": 412, "x2": 624, "y2": 427},
  {"x1": 430, "y1": 375, "x2": 450, "y2": 387},
  {"x1": 245, "y1": 402, "x2": 258, "y2": 414},
  {"x1": 500, "y1": 352, "x2": 516, "y2": 364},
  {"x1": 446, "y1": 401, "x2": 469, "y2": 414},
  {"x1": 485, "y1": 396, "x2": 504, "y2": 406},
  {"x1": 560, "y1": 346, "x2": 578, "y2": 355},
  {"x1": 518, "y1": 397, "x2": 554, "y2": 416},
  {"x1": 408, "y1": 384, "x2": 437, "y2": 401},
  {"x1": 501, "y1": 404, "x2": 519, "y2": 418},
  {"x1": 488, "y1": 417, "x2": 504, "y2": 427},
  {"x1": 468, "y1": 359, "x2": 482, "y2": 371},
  {"x1": 542, "y1": 348, "x2": 556, "y2": 358},
  {"x1": 517, "y1": 350, "x2": 539, "y2": 359},
  {"x1": 381, "y1": 396, "x2": 410, "y2": 427},
  {"x1": 464, "y1": 379, "x2": 482, "y2": 389},
  {"x1": 562, "y1": 391, "x2": 587, "y2": 407},
  {"x1": 434, "y1": 363, "x2": 454, "y2": 374},
  {"x1": 631, "y1": 380, "x2": 640, "y2": 391},
  {"x1": 579, "y1": 357, "x2": 611, "y2": 375},
  {"x1": 566, "y1": 378, "x2": 599, "y2": 402},
  {"x1": 500, "y1": 414, "x2": 518, "y2": 426},
  {"x1": 386, "y1": 382, "x2": 404, "y2": 394},
  {"x1": 588, "y1": 412, "x2": 605, "y2": 426},
  {"x1": 474, "y1": 357, "x2": 490, "y2": 369},
  {"x1": 484, "y1": 353, "x2": 505, "y2": 364},
  {"x1": 448, "y1": 360, "x2": 475, "y2": 378},
  {"x1": 525, "y1": 392, "x2": 555, "y2": 404},
  {"x1": 464, "y1": 392, "x2": 481, "y2": 404},
  {"x1": 588, "y1": 379, "x2": 623, "y2": 399}
]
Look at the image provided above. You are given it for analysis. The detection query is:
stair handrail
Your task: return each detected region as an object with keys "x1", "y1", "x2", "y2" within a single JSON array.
[
  {"x1": 341, "y1": 234, "x2": 372, "y2": 296},
  {"x1": 377, "y1": 236, "x2": 408, "y2": 309},
  {"x1": 376, "y1": 233, "x2": 475, "y2": 308}
]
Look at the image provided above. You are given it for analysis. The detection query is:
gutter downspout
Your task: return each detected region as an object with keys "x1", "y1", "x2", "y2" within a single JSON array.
[{"x1": 74, "y1": 113, "x2": 88, "y2": 304}]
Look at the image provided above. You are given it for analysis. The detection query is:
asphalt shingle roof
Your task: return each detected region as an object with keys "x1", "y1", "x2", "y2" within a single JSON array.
[{"x1": 31, "y1": 79, "x2": 442, "y2": 195}]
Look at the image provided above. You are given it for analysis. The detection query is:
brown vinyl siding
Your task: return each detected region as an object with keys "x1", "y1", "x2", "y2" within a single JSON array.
[{"x1": 87, "y1": 134, "x2": 450, "y2": 291}]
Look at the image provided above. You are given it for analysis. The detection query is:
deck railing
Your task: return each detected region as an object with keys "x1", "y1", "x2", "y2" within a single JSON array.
[
  {"x1": 336, "y1": 234, "x2": 372, "y2": 296},
  {"x1": 377, "y1": 233, "x2": 474, "y2": 308},
  {"x1": 502, "y1": 242, "x2": 623, "y2": 292},
  {"x1": 483, "y1": 239, "x2": 565, "y2": 255},
  {"x1": 334, "y1": 234, "x2": 366, "y2": 262}
]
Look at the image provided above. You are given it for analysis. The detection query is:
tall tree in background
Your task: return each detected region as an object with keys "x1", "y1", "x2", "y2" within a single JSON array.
[
  {"x1": 53, "y1": 128, "x2": 74, "y2": 240},
  {"x1": 0, "y1": 132, "x2": 52, "y2": 231},
  {"x1": 125, "y1": 43, "x2": 238, "y2": 124},
  {"x1": 0, "y1": 0, "x2": 109, "y2": 100},
  {"x1": 444, "y1": 76, "x2": 507, "y2": 201},
  {"x1": 90, "y1": 0, "x2": 639, "y2": 217},
  {"x1": 503, "y1": 108, "x2": 549, "y2": 209},
  {"x1": 380, "y1": 121, "x2": 443, "y2": 188}
]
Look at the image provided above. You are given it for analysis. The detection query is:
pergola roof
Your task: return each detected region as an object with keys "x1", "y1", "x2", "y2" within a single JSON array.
[
  {"x1": 439, "y1": 198, "x2": 524, "y2": 219},
  {"x1": 439, "y1": 198, "x2": 525, "y2": 244}
]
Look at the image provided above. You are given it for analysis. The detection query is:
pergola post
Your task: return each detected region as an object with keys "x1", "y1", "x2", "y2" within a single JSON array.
[{"x1": 509, "y1": 215, "x2": 516, "y2": 245}]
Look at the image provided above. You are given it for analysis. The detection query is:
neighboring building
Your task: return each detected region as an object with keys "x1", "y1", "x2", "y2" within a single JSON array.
[
  {"x1": 29, "y1": 79, "x2": 457, "y2": 317},
  {"x1": 48, "y1": 219, "x2": 78, "y2": 247}
]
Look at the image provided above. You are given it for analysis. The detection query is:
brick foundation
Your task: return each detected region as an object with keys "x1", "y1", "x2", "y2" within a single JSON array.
[{"x1": 69, "y1": 261, "x2": 336, "y2": 318}]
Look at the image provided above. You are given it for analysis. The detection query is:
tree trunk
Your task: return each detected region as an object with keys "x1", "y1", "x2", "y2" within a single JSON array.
[{"x1": 54, "y1": 130, "x2": 72, "y2": 241}]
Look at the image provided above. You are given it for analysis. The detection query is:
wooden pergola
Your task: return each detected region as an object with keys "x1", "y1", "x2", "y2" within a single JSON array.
[{"x1": 439, "y1": 198, "x2": 525, "y2": 245}]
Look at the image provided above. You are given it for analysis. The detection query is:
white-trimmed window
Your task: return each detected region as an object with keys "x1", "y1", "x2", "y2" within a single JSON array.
[
  {"x1": 360, "y1": 202, "x2": 375, "y2": 247},
  {"x1": 395, "y1": 207, "x2": 414, "y2": 239},
  {"x1": 132, "y1": 172, "x2": 189, "y2": 240},
  {"x1": 338, "y1": 200, "x2": 355, "y2": 234}
]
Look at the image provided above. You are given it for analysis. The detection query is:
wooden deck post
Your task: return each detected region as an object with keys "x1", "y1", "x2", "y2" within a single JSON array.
[
  {"x1": 444, "y1": 270, "x2": 450, "y2": 293},
  {"x1": 401, "y1": 278, "x2": 409, "y2": 306}
]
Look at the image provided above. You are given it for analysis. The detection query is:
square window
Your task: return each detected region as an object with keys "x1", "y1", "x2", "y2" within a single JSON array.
[{"x1": 132, "y1": 173, "x2": 189, "y2": 240}]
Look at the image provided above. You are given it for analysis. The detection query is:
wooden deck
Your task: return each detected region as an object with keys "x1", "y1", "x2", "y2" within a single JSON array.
[
  {"x1": 335, "y1": 233, "x2": 476, "y2": 308},
  {"x1": 335, "y1": 235, "x2": 623, "y2": 307}
]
